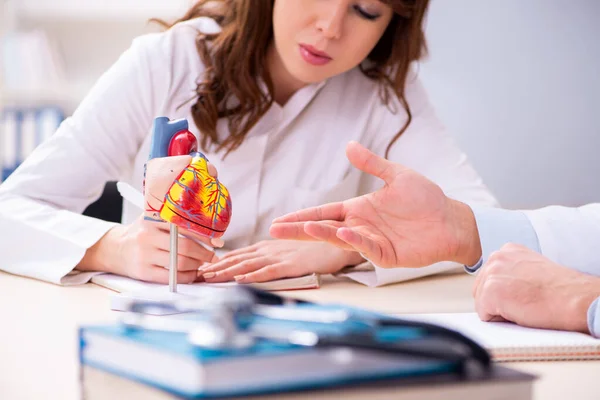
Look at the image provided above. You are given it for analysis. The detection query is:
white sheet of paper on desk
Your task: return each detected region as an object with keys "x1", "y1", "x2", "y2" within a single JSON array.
[
  {"x1": 92, "y1": 273, "x2": 234, "y2": 292},
  {"x1": 103, "y1": 272, "x2": 320, "y2": 313},
  {"x1": 91, "y1": 272, "x2": 320, "y2": 295},
  {"x1": 400, "y1": 312, "x2": 600, "y2": 362}
]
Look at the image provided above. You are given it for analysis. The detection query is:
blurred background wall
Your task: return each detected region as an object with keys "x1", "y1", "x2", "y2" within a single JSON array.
[
  {"x1": 420, "y1": 0, "x2": 600, "y2": 208},
  {"x1": 1, "y1": 0, "x2": 598, "y2": 209}
]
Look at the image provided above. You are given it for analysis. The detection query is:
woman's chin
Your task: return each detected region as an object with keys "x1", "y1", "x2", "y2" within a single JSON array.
[{"x1": 288, "y1": 68, "x2": 333, "y2": 85}]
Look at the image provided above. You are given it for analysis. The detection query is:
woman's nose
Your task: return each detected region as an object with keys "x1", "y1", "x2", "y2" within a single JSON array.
[{"x1": 315, "y1": 1, "x2": 345, "y2": 40}]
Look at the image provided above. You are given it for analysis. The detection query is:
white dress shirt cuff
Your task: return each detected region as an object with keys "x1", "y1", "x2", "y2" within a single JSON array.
[
  {"x1": 337, "y1": 260, "x2": 462, "y2": 287},
  {"x1": 464, "y1": 206, "x2": 541, "y2": 274},
  {"x1": 588, "y1": 297, "x2": 600, "y2": 338}
]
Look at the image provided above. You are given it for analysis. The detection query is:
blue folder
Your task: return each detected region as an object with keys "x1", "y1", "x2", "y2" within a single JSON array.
[
  {"x1": 0, "y1": 107, "x2": 21, "y2": 181},
  {"x1": 0, "y1": 106, "x2": 64, "y2": 182}
]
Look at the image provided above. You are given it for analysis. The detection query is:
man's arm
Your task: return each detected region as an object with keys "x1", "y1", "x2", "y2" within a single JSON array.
[
  {"x1": 470, "y1": 204, "x2": 600, "y2": 337},
  {"x1": 524, "y1": 204, "x2": 600, "y2": 276},
  {"x1": 465, "y1": 206, "x2": 541, "y2": 273},
  {"x1": 470, "y1": 204, "x2": 600, "y2": 275}
]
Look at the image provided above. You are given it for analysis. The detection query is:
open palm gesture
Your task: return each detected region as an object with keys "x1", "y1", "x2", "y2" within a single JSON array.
[{"x1": 270, "y1": 142, "x2": 477, "y2": 268}]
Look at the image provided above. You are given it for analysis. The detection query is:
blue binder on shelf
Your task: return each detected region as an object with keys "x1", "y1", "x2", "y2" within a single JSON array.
[
  {"x1": 0, "y1": 106, "x2": 64, "y2": 182},
  {"x1": 35, "y1": 106, "x2": 64, "y2": 144},
  {"x1": 79, "y1": 287, "x2": 534, "y2": 399},
  {"x1": 0, "y1": 108, "x2": 20, "y2": 182}
]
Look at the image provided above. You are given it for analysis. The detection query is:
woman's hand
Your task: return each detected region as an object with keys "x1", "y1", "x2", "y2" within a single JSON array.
[
  {"x1": 199, "y1": 240, "x2": 364, "y2": 283},
  {"x1": 78, "y1": 159, "x2": 226, "y2": 284},
  {"x1": 78, "y1": 215, "x2": 224, "y2": 284}
]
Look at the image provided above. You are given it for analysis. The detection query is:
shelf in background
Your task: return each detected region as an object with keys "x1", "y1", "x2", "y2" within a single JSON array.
[
  {"x1": 14, "y1": 0, "x2": 193, "y2": 21},
  {"x1": 0, "y1": 81, "x2": 92, "y2": 112}
]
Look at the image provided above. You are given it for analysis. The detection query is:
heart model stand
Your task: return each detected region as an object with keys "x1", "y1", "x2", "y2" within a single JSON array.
[{"x1": 169, "y1": 224, "x2": 179, "y2": 293}]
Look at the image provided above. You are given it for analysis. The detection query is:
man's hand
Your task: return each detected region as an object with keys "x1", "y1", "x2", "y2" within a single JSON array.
[
  {"x1": 474, "y1": 244, "x2": 600, "y2": 333},
  {"x1": 270, "y1": 141, "x2": 482, "y2": 268}
]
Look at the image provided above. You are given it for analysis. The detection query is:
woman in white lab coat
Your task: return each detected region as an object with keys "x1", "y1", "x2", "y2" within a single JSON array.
[{"x1": 0, "y1": 0, "x2": 497, "y2": 286}]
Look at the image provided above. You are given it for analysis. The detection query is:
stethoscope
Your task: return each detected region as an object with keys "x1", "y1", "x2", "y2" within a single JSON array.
[{"x1": 121, "y1": 286, "x2": 491, "y2": 377}]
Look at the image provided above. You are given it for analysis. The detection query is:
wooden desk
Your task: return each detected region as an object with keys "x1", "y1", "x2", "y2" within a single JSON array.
[{"x1": 0, "y1": 271, "x2": 598, "y2": 400}]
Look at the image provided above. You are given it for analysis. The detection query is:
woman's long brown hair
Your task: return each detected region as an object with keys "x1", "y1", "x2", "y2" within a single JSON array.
[{"x1": 154, "y1": 0, "x2": 429, "y2": 158}]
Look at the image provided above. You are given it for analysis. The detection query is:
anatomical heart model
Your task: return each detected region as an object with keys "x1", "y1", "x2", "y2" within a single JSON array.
[{"x1": 144, "y1": 117, "x2": 232, "y2": 238}]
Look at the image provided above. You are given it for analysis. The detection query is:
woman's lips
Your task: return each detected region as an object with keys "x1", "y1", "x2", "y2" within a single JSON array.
[{"x1": 299, "y1": 44, "x2": 332, "y2": 66}]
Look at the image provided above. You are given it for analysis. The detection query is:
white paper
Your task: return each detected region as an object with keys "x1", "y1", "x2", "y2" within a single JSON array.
[{"x1": 400, "y1": 312, "x2": 600, "y2": 349}]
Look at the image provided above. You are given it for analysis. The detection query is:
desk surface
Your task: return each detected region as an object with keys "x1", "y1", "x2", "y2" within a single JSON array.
[{"x1": 1, "y1": 271, "x2": 598, "y2": 400}]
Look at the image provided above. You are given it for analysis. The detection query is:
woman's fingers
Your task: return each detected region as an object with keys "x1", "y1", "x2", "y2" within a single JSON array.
[
  {"x1": 153, "y1": 235, "x2": 216, "y2": 263},
  {"x1": 176, "y1": 236, "x2": 218, "y2": 263},
  {"x1": 203, "y1": 256, "x2": 273, "y2": 283},
  {"x1": 234, "y1": 263, "x2": 291, "y2": 283},
  {"x1": 134, "y1": 264, "x2": 199, "y2": 284},
  {"x1": 149, "y1": 249, "x2": 206, "y2": 272},
  {"x1": 206, "y1": 162, "x2": 218, "y2": 179},
  {"x1": 201, "y1": 253, "x2": 256, "y2": 273},
  {"x1": 218, "y1": 245, "x2": 258, "y2": 260},
  {"x1": 156, "y1": 223, "x2": 225, "y2": 249},
  {"x1": 151, "y1": 223, "x2": 222, "y2": 263}
]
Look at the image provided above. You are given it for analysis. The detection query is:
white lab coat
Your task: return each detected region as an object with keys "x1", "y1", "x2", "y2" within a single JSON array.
[
  {"x1": 0, "y1": 18, "x2": 498, "y2": 285},
  {"x1": 524, "y1": 204, "x2": 600, "y2": 276}
]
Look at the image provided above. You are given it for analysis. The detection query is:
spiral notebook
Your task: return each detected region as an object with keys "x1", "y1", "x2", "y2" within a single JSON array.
[{"x1": 401, "y1": 313, "x2": 600, "y2": 362}]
